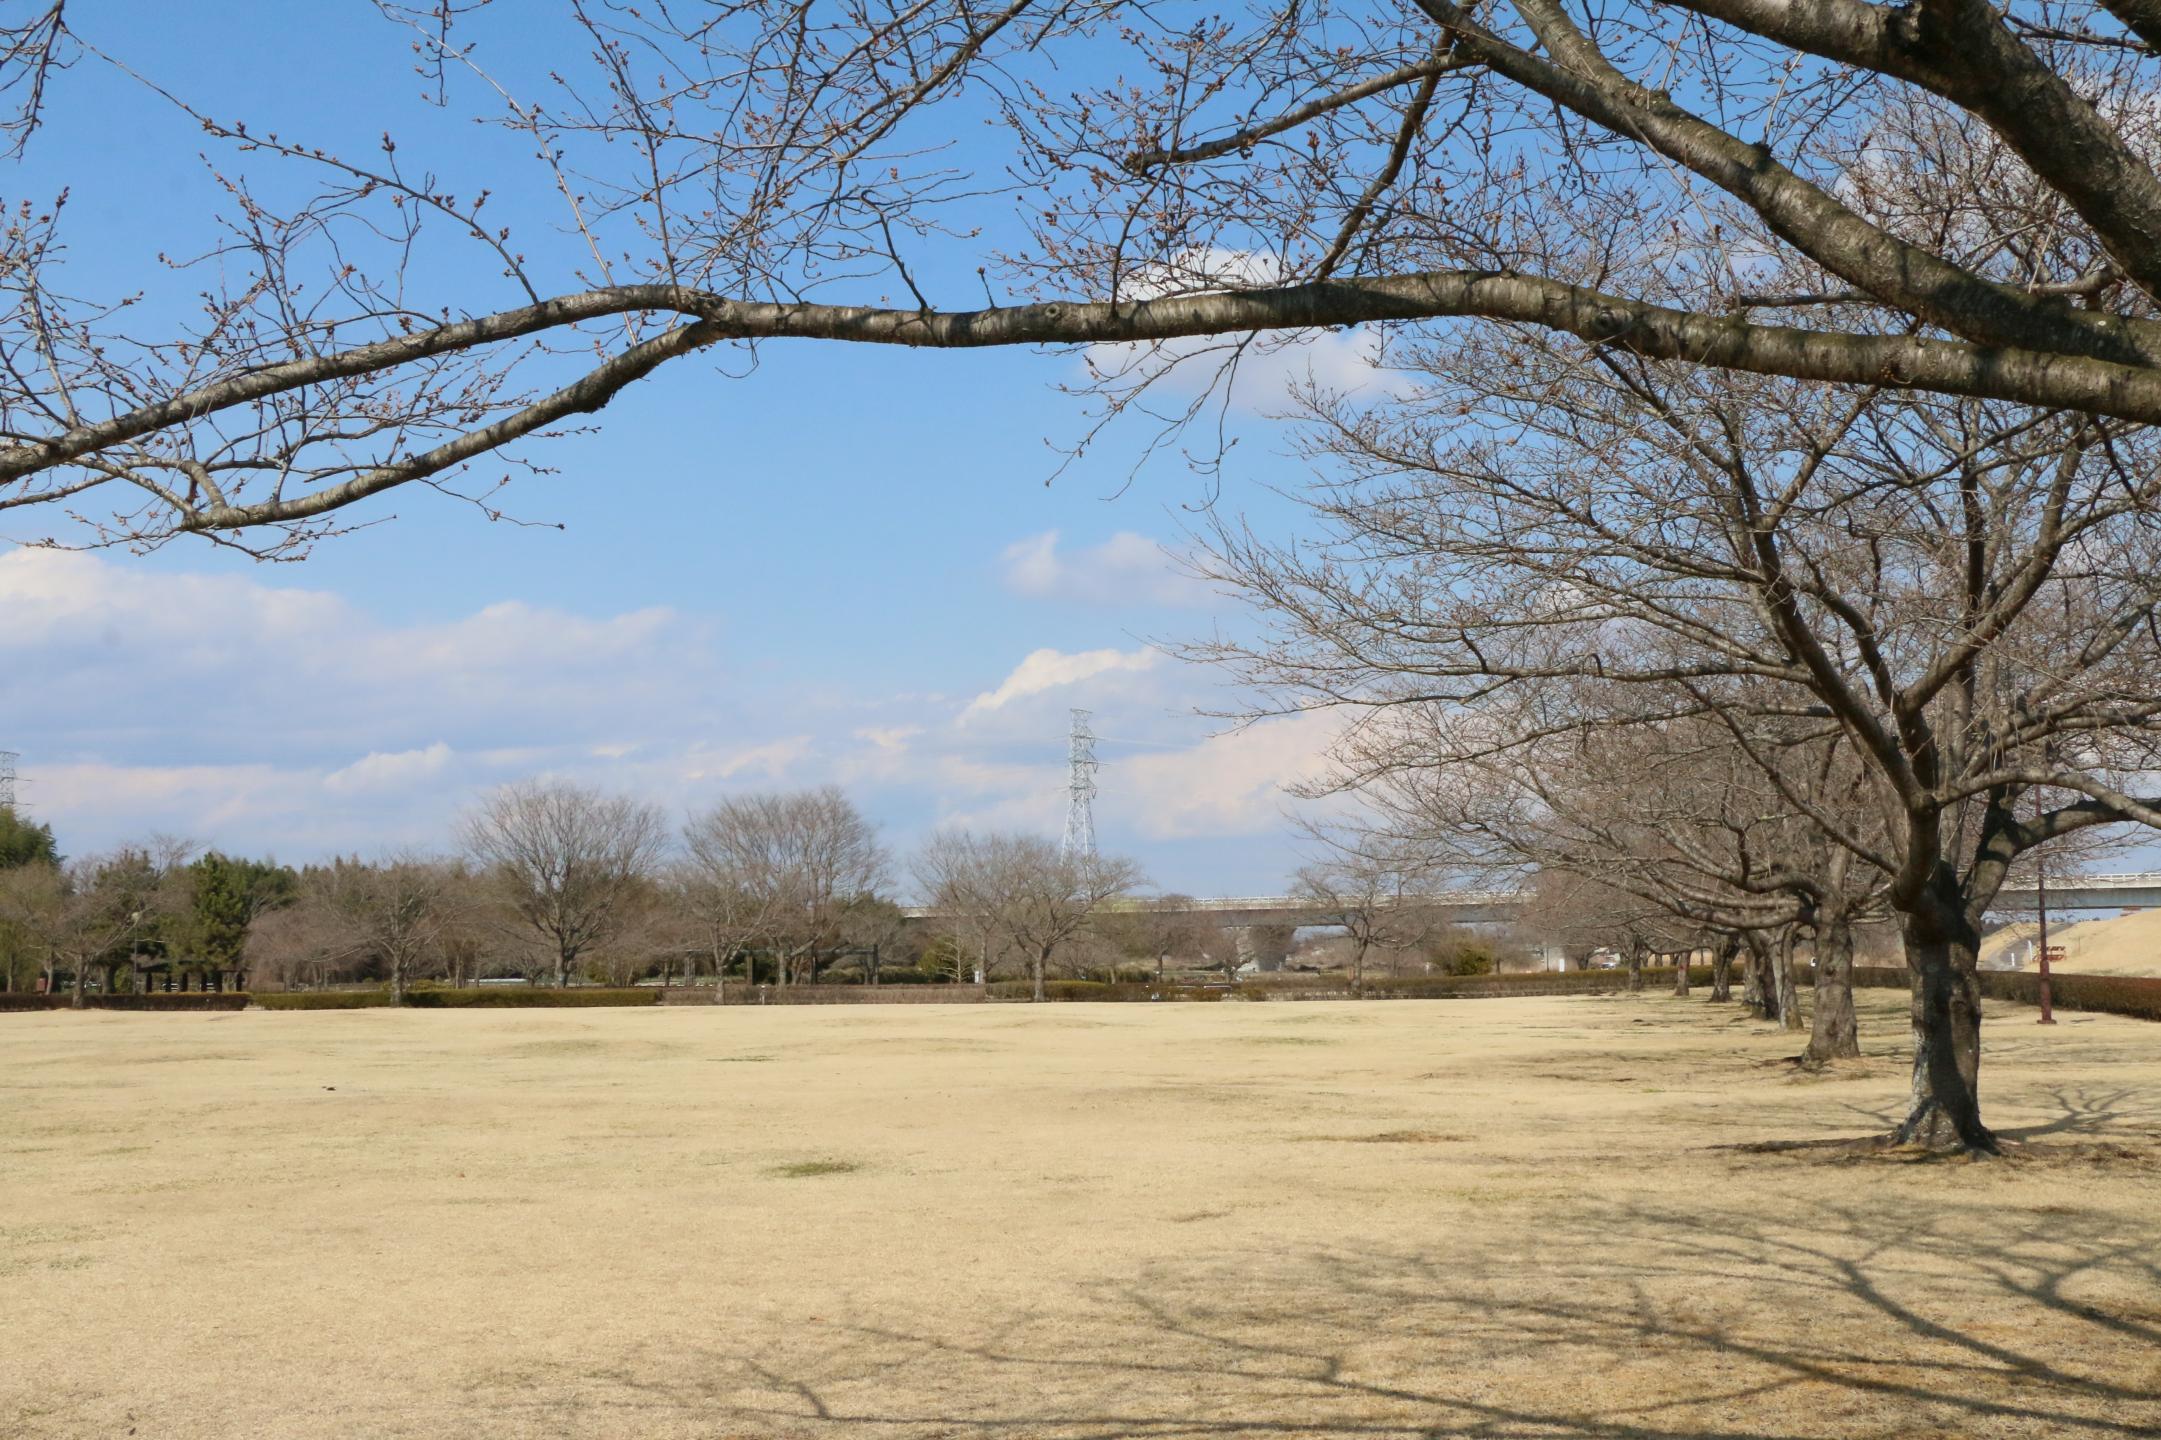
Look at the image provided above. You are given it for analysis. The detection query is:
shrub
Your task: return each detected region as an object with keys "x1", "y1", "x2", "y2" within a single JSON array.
[
  {"x1": 253, "y1": 991, "x2": 389, "y2": 1010},
  {"x1": 402, "y1": 986, "x2": 659, "y2": 1008},
  {"x1": 254, "y1": 987, "x2": 660, "y2": 1010},
  {"x1": 864, "y1": 966, "x2": 942, "y2": 985},
  {"x1": 87, "y1": 992, "x2": 251, "y2": 1011},
  {"x1": 1855, "y1": 964, "x2": 2161, "y2": 1023},
  {"x1": 987, "y1": 978, "x2": 1233, "y2": 1002},
  {"x1": 1432, "y1": 945, "x2": 1497, "y2": 977},
  {"x1": 0, "y1": 993, "x2": 252, "y2": 1011}
]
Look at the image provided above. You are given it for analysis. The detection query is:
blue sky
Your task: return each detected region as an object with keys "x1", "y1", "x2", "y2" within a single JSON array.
[{"x1": 0, "y1": 5, "x2": 1358, "y2": 894}]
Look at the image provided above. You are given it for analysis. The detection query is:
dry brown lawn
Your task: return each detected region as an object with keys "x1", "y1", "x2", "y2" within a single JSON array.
[{"x1": 5, "y1": 991, "x2": 2160, "y2": 1439}]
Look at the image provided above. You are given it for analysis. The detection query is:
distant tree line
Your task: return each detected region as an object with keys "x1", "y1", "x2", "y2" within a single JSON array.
[{"x1": 0, "y1": 783, "x2": 1531, "y2": 1005}]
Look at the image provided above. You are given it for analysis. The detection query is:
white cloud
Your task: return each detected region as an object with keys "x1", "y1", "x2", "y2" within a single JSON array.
[
  {"x1": 322, "y1": 743, "x2": 453, "y2": 795},
  {"x1": 959, "y1": 646, "x2": 1160, "y2": 720},
  {"x1": 998, "y1": 530, "x2": 1212, "y2": 608},
  {"x1": 0, "y1": 550, "x2": 1339, "y2": 889},
  {"x1": 691, "y1": 737, "x2": 812, "y2": 782},
  {"x1": 1116, "y1": 711, "x2": 1343, "y2": 839}
]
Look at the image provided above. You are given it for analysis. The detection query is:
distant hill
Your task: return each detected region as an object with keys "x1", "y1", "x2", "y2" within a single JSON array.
[{"x1": 1980, "y1": 907, "x2": 2161, "y2": 978}]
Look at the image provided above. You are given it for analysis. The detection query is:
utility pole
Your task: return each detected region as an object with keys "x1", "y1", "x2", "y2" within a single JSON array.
[
  {"x1": 1059, "y1": 708, "x2": 1099, "y2": 862},
  {"x1": 0, "y1": 750, "x2": 16, "y2": 810}
]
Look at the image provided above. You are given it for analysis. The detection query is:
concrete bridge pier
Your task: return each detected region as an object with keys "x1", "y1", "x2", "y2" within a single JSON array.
[{"x1": 1233, "y1": 924, "x2": 1298, "y2": 973}]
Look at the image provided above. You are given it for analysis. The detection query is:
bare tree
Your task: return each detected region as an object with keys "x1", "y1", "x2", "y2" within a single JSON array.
[
  {"x1": 306, "y1": 856, "x2": 461, "y2": 1005},
  {"x1": 16, "y1": 843, "x2": 195, "y2": 1007},
  {"x1": 914, "y1": 831, "x2": 1143, "y2": 1001},
  {"x1": 681, "y1": 786, "x2": 890, "y2": 989},
  {"x1": 0, "y1": 859, "x2": 63, "y2": 993},
  {"x1": 1201, "y1": 328, "x2": 2161, "y2": 1149},
  {"x1": 1105, "y1": 894, "x2": 1218, "y2": 983},
  {"x1": 1291, "y1": 842, "x2": 1441, "y2": 992},
  {"x1": 461, "y1": 780, "x2": 669, "y2": 987},
  {"x1": 11, "y1": 9, "x2": 2161, "y2": 551}
]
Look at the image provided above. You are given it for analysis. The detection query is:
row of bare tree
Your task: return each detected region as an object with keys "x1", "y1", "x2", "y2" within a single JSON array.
[
  {"x1": 4, "y1": 781, "x2": 1228, "y2": 1002},
  {"x1": 2, "y1": 779, "x2": 1516, "y2": 1005}
]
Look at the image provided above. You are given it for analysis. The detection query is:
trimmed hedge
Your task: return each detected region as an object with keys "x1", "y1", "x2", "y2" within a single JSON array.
[
  {"x1": 0, "y1": 992, "x2": 251, "y2": 1012},
  {"x1": 253, "y1": 991, "x2": 390, "y2": 1010},
  {"x1": 253, "y1": 987, "x2": 661, "y2": 1010},
  {"x1": 1250, "y1": 965, "x2": 1714, "y2": 1001},
  {"x1": 1851, "y1": 965, "x2": 2161, "y2": 1023},
  {"x1": 987, "y1": 979, "x2": 1241, "y2": 1002}
]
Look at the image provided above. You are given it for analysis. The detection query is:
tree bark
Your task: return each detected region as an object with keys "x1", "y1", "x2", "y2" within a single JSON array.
[
  {"x1": 1894, "y1": 893, "x2": 1996, "y2": 1153},
  {"x1": 1709, "y1": 935, "x2": 1735, "y2": 1001},
  {"x1": 1804, "y1": 906, "x2": 1861, "y2": 1064},
  {"x1": 1033, "y1": 945, "x2": 1049, "y2": 1002},
  {"x1": 1741, "y1": 932, "x2": 1774, "y2": 1019},
  {"x1": 70, "y1": 955, "x2": 86, "y2": 1009},
  {"x1": 1773, "y1": 925, "x2": 1803, "y2": 1033},
  {"x1": 1673, "y1": 947, "x2": 1691, "y2": 996},
  {"x1": 1626, "y1": 941, "x2": 1645, "y2": 993}
]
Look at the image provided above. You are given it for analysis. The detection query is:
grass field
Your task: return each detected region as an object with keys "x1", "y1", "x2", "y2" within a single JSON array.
[{"x1": 5, "y1": 992, "x2": 2160, "y2": 1439}]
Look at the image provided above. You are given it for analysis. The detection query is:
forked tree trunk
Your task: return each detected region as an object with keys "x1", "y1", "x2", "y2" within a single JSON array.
[
  {"x1": 1773, "y1": 926, "x2": 1803, "y2": 1033},
  {"x1": 1710, "y1": 936, "x2": 1735, "y2": 1001},
  {"x1": 1805, "y1": 906, "x2": 1861, "y2": 1064},
  {"x1": 1895, "y1": 893, "x2": 1995, "y2": 1153}
]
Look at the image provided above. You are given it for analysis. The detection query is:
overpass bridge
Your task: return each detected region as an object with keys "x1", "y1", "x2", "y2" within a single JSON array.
[{"x1": 903, "y1": 872, "x2": 2161, "y2": 971}]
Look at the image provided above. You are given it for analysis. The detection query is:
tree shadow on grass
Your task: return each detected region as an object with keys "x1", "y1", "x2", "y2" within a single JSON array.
[{"x1": 572, "y1": 1186, "x2": 2161, "y2": 1439}]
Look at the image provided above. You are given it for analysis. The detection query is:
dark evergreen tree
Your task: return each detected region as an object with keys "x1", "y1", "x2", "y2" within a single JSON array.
[{"x1": 0, "y1": 807, "x2": 57, "y2": 870}]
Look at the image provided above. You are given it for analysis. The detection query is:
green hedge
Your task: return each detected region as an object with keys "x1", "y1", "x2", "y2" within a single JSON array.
[
  {"x1": 254, "y1": 987, "x2": 661, "y2": 1010},
  {"x1": 1851, "y1": 965, "x2": 2161, "y2": 1022}
]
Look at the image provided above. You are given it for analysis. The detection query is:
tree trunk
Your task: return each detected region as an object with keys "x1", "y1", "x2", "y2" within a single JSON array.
[
  {"x1": 554, "y1": 946, "x2": 569, "y2": 989},
  {"x1": 1673, "y1": 947, "x2": 1691, "y2": 996},
  {"x1": 1626, "y1": 941, "x2": 1644, "y2": 994},
  {"x1": 1741, "y1": 932, "x2": 1771, "y2": 1018},
  {"x1": 1894, "y1": 892, "x2": 1995, "y2": 1153},
  {"x1": 1805, "y1": 906, "x2": 1861, "y2": 1064},
  {"x1": 70, "y1": 955, "x2": 86, "y2": 1009},
  {"x1": 1156, "y1": 949, "x2": 1166, "y2": 984},
  {"x1": 390, "y1": 954, "x2": 408, "y2": 1006},
  {"x1": 1773, "y1": 926, "x2": 1802, "y2": 1033},
  {"x1": 1709, "y1": 935, "x2": 1735, "y2": 1001},
  {"x1": 1033, "y1": 946, "x2": 1049, "y2": 1002}
]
